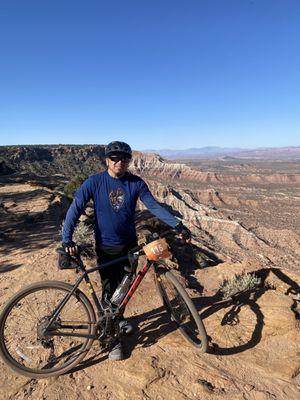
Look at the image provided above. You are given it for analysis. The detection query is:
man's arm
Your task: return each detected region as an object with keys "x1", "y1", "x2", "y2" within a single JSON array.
[
  {"x1": 61, "y1": 177, "x2": 93, "y2": 245},
  {"x1": 138, "y1": 180, "x2": 179, "y2": 228}
]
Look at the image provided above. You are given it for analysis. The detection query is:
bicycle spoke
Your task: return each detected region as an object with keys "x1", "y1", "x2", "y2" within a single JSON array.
[{"x1": 23, "y1": 297, "x2": 40, "y2": 322}]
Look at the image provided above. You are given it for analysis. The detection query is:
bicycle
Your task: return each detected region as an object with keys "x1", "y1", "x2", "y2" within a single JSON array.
[{"x1": 0, "y1": 229, "x2": 208, "y2": 378}]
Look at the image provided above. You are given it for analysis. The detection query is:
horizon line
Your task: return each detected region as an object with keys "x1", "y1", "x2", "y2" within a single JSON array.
[{"x1": 1, "y1": 144, "x2": 300, "y2": 150}]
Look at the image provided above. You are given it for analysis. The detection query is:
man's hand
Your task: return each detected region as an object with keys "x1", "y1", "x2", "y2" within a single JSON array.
[
  {"x1": 175, "y1": 222, "x2": 192, "y2": 243},
  {"x1": 62, "y1": 241, "x2": 79, "y2": 256}
]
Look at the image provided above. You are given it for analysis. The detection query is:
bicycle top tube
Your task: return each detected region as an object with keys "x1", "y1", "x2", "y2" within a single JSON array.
[{"x1": 85, "y1": 254, "x2": 131, "y2": 274}]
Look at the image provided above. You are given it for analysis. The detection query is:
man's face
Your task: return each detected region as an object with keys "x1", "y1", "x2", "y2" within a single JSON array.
[{"x1": 106, "y1": 153, "x2": 131, "y2": 177}]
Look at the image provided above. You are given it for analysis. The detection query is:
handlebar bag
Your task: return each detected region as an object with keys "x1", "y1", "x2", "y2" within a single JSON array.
[{"x1": 56, "y1": 248, "x2": 77, "y2": 270}]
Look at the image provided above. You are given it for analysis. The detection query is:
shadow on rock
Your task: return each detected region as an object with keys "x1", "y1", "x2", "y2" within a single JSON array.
[
  {"x1": 197, "y1": 267, "x2": 300, "y2": 356},
  {"x1": 199, "y1": 290, "x2": 265, "y2": 356},
  {"x1": 0, "y1": 183, "x2": 69, "y2": 260},
  {"x1": 0, "y1": 262, "x2": 23, "y2": 273},
  {"x1": 67, "y1": 350, "x2": 107, "y2": 374},
  {"x1": 124, "y1": 305, "x2": 179, "y2": 358}
]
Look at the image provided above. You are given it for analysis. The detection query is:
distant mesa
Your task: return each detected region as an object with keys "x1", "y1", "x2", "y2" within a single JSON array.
[{"x1": 143, "y1": 146, "x2": 300, "y2": 161}]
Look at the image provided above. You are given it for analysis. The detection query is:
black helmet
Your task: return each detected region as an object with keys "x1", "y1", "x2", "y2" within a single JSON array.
[{"x1": 105, "y1": 141, "x2": 132, "y2": 158}]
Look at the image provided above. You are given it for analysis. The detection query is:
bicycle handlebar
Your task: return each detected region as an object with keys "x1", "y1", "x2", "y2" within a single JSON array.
[
  {"x1": 57, "y1": 227, "x2": 188, "y2": 273},
  {"x1": 58, "y1": 228, "x2": 181, "y2": 267}
]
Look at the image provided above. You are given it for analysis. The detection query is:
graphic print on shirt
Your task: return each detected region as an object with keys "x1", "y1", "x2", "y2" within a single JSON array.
[{"x1": 109, "y1": 188, "x2": 125, "y2": 212}]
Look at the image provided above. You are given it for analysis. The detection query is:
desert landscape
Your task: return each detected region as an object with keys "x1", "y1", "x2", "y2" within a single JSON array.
[{"x1": 0, "y1": 145, "x2": 299, "y2": 400}]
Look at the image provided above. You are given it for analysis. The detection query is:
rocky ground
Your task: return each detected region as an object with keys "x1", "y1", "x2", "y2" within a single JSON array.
[{"x1": 0, "y1": 156, "x2": 299, "y2": 400}]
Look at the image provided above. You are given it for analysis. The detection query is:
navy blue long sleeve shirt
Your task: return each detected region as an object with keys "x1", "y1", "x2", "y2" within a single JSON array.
[{"x1": 62, "y1": 171, "x2": 179, "y2": 246}]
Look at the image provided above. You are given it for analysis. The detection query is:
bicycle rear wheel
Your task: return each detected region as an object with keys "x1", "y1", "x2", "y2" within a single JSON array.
[
  {"x1": 155, "y1": 267, "x2": 208, "y2": 352},
  {"x1": 0, "y1": 281, "x2": 96, "y2": 378}
]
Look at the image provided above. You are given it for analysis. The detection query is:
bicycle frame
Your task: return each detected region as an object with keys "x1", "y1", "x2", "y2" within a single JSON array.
[
  {"x1": 120, "y1": 258, "x2": 153, "y2": 309},
  {"x1": 44, "y1": 252, "x2": 155, "y2": 339}
]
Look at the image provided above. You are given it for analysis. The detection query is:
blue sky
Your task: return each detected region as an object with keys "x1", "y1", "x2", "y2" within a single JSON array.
[{"x1": 0, "y1": 0, "x2": 299, "y2": 150}]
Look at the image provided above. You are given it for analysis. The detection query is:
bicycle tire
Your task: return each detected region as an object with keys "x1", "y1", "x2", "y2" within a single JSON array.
[
  {"x1": 0, "y1": 281, "x2": 96, "y2": 378},
  {"x1": 155, "y1": 267, "x2": 208, "y2": 352}
]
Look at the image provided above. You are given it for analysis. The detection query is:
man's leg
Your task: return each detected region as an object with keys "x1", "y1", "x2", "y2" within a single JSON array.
[
  {"x1": 96, "y1": 242, "x2": 137, "y2": 302},
  {"x1": 97, "y1": 249, "x2": 135, "y2": 333},
  {"x1": 97, "y1": 256, "x2": 126, "y2": 360},
  {"x1": 99, "y1": 262, "x2": 127, "y2": 303},
  {"x1": 96, "y1": 244, "x2": 136, "y2": 361}
]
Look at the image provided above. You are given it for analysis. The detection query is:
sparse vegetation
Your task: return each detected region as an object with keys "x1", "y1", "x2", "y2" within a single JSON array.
[
  {"x1": 193, "y1": 250, "x2": 206, "y2": 268},
  {"x1": 0, "y1": 145, "x2": 106, "y2": 178},
  {"x1": 73, "y1": 221, "x2": 94, "y2": 246},
  {"x1": 61, "y1": 220, "x2": 95, "y2": 258},
  {"x1": 220, "y1": 272, "x2": 261, "y2": 300}
]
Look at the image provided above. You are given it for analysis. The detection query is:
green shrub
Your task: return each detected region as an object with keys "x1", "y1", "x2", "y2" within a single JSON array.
[
  {"x1": 220, "y1": 272, "x2": 261, "y2": 300},
  {"x1": 64, "y1": 175, "x2": 86, "y2": 199}
]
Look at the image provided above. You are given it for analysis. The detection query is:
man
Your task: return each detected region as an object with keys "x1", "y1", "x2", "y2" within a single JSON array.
[{"x1": 62, "y1": 141, "x2": 191, "y2": 360}]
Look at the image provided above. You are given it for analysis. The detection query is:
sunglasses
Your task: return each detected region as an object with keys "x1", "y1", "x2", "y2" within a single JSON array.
[{"x1": 109, "y1": 155, "x2": 131, "y2": 163}]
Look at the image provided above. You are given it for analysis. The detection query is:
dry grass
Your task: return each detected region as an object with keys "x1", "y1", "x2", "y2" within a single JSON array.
[
  {"x1": 60, "y1": 220, "x2": 95, "y2": 258},
  {"x1": 220, "y1": 272, "x2": 261, "y2": 300}
]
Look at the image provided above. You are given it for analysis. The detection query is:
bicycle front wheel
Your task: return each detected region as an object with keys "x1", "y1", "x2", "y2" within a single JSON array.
[
  {"x1": 155, "y1": 268, "x2": 208, "y2": 352},
  {"x1": 0, "y1": 281, "x2": 96, "y2": 378}
]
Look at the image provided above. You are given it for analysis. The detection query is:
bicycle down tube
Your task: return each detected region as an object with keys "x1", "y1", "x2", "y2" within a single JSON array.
[{"x1": 120, "y1": 260, "x2": 152, "y2": 308}]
